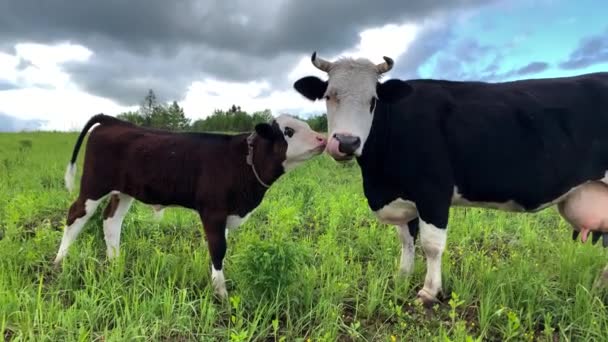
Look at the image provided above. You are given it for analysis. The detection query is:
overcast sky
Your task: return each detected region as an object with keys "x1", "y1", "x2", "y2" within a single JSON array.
[{"x1": 1, "y1": 0, "x2": 607, "y2": 131}]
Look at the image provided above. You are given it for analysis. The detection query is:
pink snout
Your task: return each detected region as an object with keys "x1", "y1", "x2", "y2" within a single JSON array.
[
  {"x1": 313, "y1": 133, "x2": 327, "y2": 152},
  {"x1": 325, "y1": 133, "x2": 360, "y2": 161}
]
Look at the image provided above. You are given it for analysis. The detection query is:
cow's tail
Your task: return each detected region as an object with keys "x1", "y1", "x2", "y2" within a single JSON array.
[{"x1": 65, "y1": 113, "x2": 120, "y2": 193}]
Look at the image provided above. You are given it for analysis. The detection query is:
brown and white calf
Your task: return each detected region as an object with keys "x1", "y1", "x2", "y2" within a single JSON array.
[{"x1": 54, "y1": 113, "x2": 326, "y2": 297}]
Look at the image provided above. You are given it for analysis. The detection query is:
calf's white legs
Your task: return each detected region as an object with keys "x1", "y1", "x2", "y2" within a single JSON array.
[
  {"x1": 212, "y1": 263, "x2": 228, "y2": 298},
  {"x1": 103, "y1": 193, "x2": 134, "y2": 259},
  {"x1": 54, "y1": 198, "x2": 103, "y2": 264}
]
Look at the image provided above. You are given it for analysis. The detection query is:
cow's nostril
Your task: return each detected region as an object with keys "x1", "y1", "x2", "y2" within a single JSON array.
[{"x1": 335, "y1": 134, "x2": 361, "y2": 155}]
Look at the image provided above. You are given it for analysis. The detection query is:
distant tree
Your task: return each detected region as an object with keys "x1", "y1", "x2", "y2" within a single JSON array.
[
  {"x1": 116, "y1": 111, "x2": 145, "y2": 126},
  {"x1": 140, "y1": 89, "x2": 158, "y2": 125},
  {"x1": 251, "y1": 109, "x2": 273, "y2": 125},
  {"x1": 115, "y1": 90, "x2": 190, "y2": 131},
  {"x1": 165, "y1": 101, "x2": 191, "y2": 130},
  {"x1": 306, "y1": 113, "x2": 327, "y2": 132},
  {"x1": 190, "y1": 106, "x2": 274, "y2": 133}
]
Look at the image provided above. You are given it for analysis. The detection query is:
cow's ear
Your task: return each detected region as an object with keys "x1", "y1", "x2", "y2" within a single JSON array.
[
  {"x1": 377, "y1": 79, "x2": 412, "y2": 103},
  {"x1": 294, "y1": 76, "x2": 328, "y2": 101},
  {"x1": 255, "y1": 122, "x2": 277, "y2": 140}
]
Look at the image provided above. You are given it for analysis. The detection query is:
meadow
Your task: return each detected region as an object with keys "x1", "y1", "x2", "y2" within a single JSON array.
[{"x1": 1, "y1": 131, "x2": 607, "y2": 341}]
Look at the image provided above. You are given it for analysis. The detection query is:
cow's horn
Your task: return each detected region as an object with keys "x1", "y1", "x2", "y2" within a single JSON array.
[
  {"x1": 376, "y1": 56, "x2": 394, "y2": 74},
  {"x1": 311, "y1": 52, "x2": 333, "y2": 72}
]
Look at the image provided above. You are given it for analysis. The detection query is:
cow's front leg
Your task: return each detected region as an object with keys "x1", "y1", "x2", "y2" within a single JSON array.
[
  {"x1": 397, "y1": 217, "x2": 419, "y2": 275},
  {"x1": 417, "y1": 217, "x2": 447, "y2": 305},
  {"x1": 200, "y1": 211, "x2": 228, "y2": 298}
]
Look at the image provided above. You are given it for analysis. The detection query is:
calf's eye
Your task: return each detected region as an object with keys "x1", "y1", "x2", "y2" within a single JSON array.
[{"x1": 284, "y1": 127, "x2": 294, "y2": 137}]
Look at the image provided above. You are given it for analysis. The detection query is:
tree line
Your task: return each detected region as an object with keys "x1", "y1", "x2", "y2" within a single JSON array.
[{"x1": 116, "y1": 89, "x2": 327, "y2": 133}]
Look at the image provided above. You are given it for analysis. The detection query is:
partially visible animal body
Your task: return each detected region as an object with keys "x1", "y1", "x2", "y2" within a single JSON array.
[
  {"x1": 294, "y1": 52, "x2": 608, "y2": 303},
  {"x1": 558, "y1": 181, "x2": 608, "y2": 247},
  {"x1": 54, "y1": 113, "x2": 326, "y2": 298}
]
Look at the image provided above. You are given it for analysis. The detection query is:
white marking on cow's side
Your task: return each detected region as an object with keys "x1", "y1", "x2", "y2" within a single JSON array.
[
  {"x1": 451, "y1": 185, "x2": 583, "y2": 213},
  {"x1": 601, "y1": 171, "x2": 608, "y2": 185},
  {"x1": 397, "y1": 223, "x2": 416, "y2": 275},
  {"x1": 54, "y1": 198, "x2": 102, "y2": 264},
  {"x1": 211, "y1": 264, "x2": 227, "y2": 298},
  {"x1": 104, "y1": 193, "x2": 134, "y2": 260},
  {"x1": 418, "y1": 218, "x2": 446, "y2": 303},
  {"x1": 275, "y1": 114, "x2": 326, "y2": 171},
  {"x1": 451, "y1": 186, "x2": 524, "y2": 211},
  {"x1": 374, "y1": 198, "x2": 417, "y2": 226},
  {"x1": 64, "y1": 163, "x2": 77, "y2": 193}
]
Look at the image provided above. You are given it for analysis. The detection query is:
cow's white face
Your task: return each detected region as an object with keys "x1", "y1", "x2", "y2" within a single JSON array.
[
  {"x1": 294, "y1": 53, "x2": 412, "y2": 161},
  {"x1": 276, "y1": 114, "x2": 327, "y2": 171}
]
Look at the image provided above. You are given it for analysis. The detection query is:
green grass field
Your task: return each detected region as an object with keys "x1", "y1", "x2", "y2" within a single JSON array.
[{"x1": 1, "y1": 132, "x2": 607, "y2": 341}]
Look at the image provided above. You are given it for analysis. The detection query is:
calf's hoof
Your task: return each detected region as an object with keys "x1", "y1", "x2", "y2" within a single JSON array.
[{"x1": 416, "y1": 288, "x2": 440, "y2": 307}]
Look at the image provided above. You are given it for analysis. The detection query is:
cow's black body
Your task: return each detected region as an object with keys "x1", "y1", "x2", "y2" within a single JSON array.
[{"x1": 357, "y1": 72, "x2": 608, "y2": 228}]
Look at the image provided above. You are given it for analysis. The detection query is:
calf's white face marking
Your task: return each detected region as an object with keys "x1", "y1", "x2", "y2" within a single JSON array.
[{"x1": 275, "y1": 114, "x2": 326, "y2": 171}]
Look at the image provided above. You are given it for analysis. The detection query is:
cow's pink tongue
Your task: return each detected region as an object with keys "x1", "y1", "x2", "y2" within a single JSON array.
[{"x1": 581, "y1": 228, "x2": 591, "y2": 243}]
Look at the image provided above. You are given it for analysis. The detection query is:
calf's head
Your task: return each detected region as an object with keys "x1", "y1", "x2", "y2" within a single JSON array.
[
  {"x1": 294, "y1": 52, "x2": 412, "y2": 161},
  {"x1": 254, "y1": 114, "x2": 326, "y2": 171}
]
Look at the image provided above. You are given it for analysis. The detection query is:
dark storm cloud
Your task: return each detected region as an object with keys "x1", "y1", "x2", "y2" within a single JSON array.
[
  {"x1": 559, "y1": 28, "x2": 608, "y2": 70},
  {"x1": 510, "y1": 61, "x2": 548, "y2": 76},
  {"x1": 0, "y1": 113, "x2": 46, "y2": 132},
  {"x1": 0, "y1": 0, "x2": 496, "y2": 105}
]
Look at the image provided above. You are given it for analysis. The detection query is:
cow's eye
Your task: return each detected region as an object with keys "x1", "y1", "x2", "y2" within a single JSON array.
[
  {"x1": 284, "y1": 127, "x2": 294, "y2": 138},
  {"x1": 324, "y1": 95, "x2": 330, "y2": 100},
  {"x1": 369, "y1": 97, "x2": 377, "y2": 114}
]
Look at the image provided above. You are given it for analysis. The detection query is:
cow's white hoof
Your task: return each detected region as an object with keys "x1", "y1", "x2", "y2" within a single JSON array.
[
  {"x1": 214, "y1": 287, "x2": 228, "y2": 299},
  {"x1": 398, "y1": 262, "x2": 414, "y2": 276},
  {"x1": 416, "y1": 288, "x2": 439, "y2": 307}
]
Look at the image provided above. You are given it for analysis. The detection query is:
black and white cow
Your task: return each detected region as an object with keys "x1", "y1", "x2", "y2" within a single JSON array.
[{"x1": 294, "y1": 52, "x2": 608, "y2": 304}]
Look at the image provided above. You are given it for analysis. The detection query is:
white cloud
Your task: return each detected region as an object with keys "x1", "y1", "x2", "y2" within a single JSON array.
[
  {"x1": 0, "y1": 87, "x2": 134, "y2": 131},
  {"x1": 0, "y1": 23, "x2": 421, "y2": 130},
  {"x1": 183, "y1": 22, "x2": 420, "y2": 121}
]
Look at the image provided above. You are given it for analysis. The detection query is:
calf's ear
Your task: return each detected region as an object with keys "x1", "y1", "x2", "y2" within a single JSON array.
[
  {"x1": 377, "y1": 79, "x2": 412, "y2": 103},
  {"x1": 294, "y1": 76, "x2": 328, "y2": 101},
  {"x1": 255, "y1": 123, "x2": 277, "y2": 140}
]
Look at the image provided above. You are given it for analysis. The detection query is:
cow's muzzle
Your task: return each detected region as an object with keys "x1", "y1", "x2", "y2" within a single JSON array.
[{"x1": 326, "y1": 133, "x2": 360, "y2": 161}]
